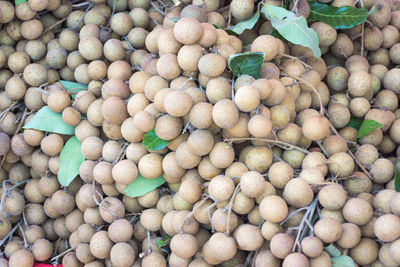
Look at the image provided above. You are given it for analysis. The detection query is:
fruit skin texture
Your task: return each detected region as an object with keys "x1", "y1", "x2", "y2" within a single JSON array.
[{"x1": 374, "y1": 214, "x2": 400, "y2": 242}]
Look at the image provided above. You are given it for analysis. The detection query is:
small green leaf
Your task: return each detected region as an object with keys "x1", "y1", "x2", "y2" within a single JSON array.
[
  {"x1": 124, "y1": 174, "x2": 165, "y2": 197},
  {"x1": 15, "y1": 0, "x2": 27, "y2": 4},
  {"x1": 346, "y1": 116, "x2": 363, "y2": 130},
  {"x1": 229, "y1": 6, "x2": 260, "y2": 34},
  {"x1": 368, "y1": 6, "x2": 377, "y2": 15},
  {"x1": 394, "y1": 165, "x2": 400, "y2": 192},
  {"x1": 356, "y1": 120, "x2": 383, "y2": 138},
  {"x1": 23, "y1": 106, "x2": 75, "y2": 135},
  {"x1": 142, "y1": 129, "x2": 170, "y2": 151},
  {"x1": 169, "y1": 17, "x2": 179, "y2": 22},
  {"x1": 324, "y1": 244, "x2": 341, "y2": 258},
  {"x1": 261, "y1": 4, "x2": 321, "y2": 58},
  {"x1": 58, "y1": 136, "x2": 85, "y2": 187},
  {"x1": 309, "y1": 2, "x2": 372, "y2": 29},
  {"x1": 59, "y1": 80, "x2": 88, "y2": 99},
  {"x1": 156, "y1": 235, "x2": 172, "y2": 247},
  {"x1": 331, "y1": 255, "x2": 355, "y2": 267},
  {"x1": 228, "y1": 52, "x2": 264, "y2": 79},
  {"x1": 212, "y1": 24, "x2": 221, "y2": 29}
]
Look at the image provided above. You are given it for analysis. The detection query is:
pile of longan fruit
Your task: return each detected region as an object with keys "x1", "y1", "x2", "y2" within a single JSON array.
[{"x1": 2, "y1": 0, "x2": 400, "y2": 266}]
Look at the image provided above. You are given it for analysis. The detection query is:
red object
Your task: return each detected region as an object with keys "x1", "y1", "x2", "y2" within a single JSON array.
[{"x1": 1, "y1": 258, "x2": 62, "y2": 267}]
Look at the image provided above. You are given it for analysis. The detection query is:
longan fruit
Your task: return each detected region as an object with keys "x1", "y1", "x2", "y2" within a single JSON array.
[
  {"x1": 163, "y1": 89, "x2": 193, "y2": 117},
  {"x1": 138, "y1": 153, "x2": 163, "y2": 179},
  {"x1": 283, "y1": 178, "x2": 314, "y2": 208},
  {"x1": 110, "y1": 242, "x2": 136, "y2": 267},
  {"x1": 311, "y1": 22, "x2": 337, "y2": 47},
  {"x1": 328, "y1": 152, "x2": 355, "y2": 177},
  {"x1": 234, "y1": 224, "x2": 263, "y2": 251},
  {"x1": 331, "y1": 33, "x2": 354, "y2": 58},
  {"x1": 9, "y1": 249, "x2": 34, "y2": 267},
  {"x1": 198, "y1": 53, "x2": 226, "y2": 78},
  {"x1": 343, "y1": 198, "x2": 373, "y2": 225},
  {"x1": 337, "y1": 223, "x2": 362, "y2": 249},
  {"x1": 189, "y1": 102, "x2": 213, "y2": 129},
  {"x1": 259, "y1": 195, "x2": 288, "y2": 223},
  {"x1": 349, "y1": 238, "x2": 379, "y2": 265},
  {"x1": 208, "y1": 175, "x2": 235, "y2": 202},
  {"x1": 112, "y1": 159, "x2": 138, "y2": 185},
  {"x1": 250, "y1": 35, "x2": 278, "y2": 61},
  {"x1": 187, "y1": 129, "x2": 214, "y2": 156},
  {"x1": 374, "y1": 214, "x2": 400, "y2": 242},
  {"x1": 0, "y1": 1, "x2": 15, "y2": 24},
  {"x1": 240, "y1": 171, "x2": 265, "y2": 198},
  {"x1": 174, "y1": 17, "x2": 203, "y2": 45},
  {"x1": 212, "y1": 99, "x2": 239, "y2": 129},
  {"x1": 234, "y1": 85, "x2": 260, "y2": 112},
  {"x1": 270, "y1": 233, "x2": 294, "y2": 259}
]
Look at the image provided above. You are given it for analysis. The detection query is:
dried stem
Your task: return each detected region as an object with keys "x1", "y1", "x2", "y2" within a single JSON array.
[
  {"x1": 0, "y1": 222, "x2": 20, "y2": 248},
  {"x1": 14, "y1": 107, "x2": 29, "y2": 135},
  {"x1": 18, "y1": 224, "x2": 31, "y2": 250},
  {"x1": 151, "y1": 2, "x2": 166, "y2": 16},
  {"x1": 50, "y1": 246, "x2": 76, "y2": 262},
  {"x1": 0, "y1": 101, "x2": 18, "y2": 122},
  {"x1": 179, "y1": 196, "x2": 209, "y2": 234},
  {"x1": 44, "y1": 17, "x2": 68, "y2": 33},
  {"x1": 279, "y1": 53, "x2": 312, "y2": 69},
  {"x1": 225, "y1": 183, "x2": 241, "y2": 235},
  {"x1": 224, "y1": 138, "x2": 310, "y2": 155}
]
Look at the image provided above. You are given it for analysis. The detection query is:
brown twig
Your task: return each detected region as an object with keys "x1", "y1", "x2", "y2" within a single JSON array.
[
  {"x1": 179, "y1": 196, "x2": 209, "y2": 234},
  {"x1": 279, "y1": 53, "x2": 312, "y2": 69},
  {"x1": 14, "y1": 107, "x2": 29, "y2": 135},
  {"x1": 43, "y1": 17, "x2": 68, "y2": 33},
  {"x1": 0, "y1": 101, "x2": 18, "y2": 122},
  {"x1": 224, "y1": 138, "x2": 310, "y2": 155},
  {"x1": 225, "y1": 183, "x2": 241, "y2": 235}
]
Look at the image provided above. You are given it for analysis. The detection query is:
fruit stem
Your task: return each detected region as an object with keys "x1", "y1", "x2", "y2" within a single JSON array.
[
  {"x1": 225, "y1": 183, "x2": 241, "y2": 235},
  {"x1": 279, "y1": 53, "x2": 312, "y2": 69},
  {"x1": 43, "y1": 17, "x2": 68, "y2": 34},
  {"x1": 18, "y1": 224, "x2": 31, "y2": 250},
  {"x1": 224, "y1": 137, "x2": 310, "y2": 155},
  {"x1": 0, "y1": 101, "x2": 18, "y2": 122},
  {"x1": 0, "y1": 221, "x2": 20, "y2": 248},
  {"x1": 14, "y1": 107, "x2": 29, "y2": 135},
  {"x1": 50, "y1": 246, "x2": 76, "y2": 262},
  {"x1": 315, "y1": 140, "x2": 329, "y2": 158},
  {"x1": 151, "y1": 2, "x2": 166, "y2": 16},
  {"x1": 179, "y1": 195, "x2": 209, "y2": 234},
  {"x1": 292, "y1": 197, "x2": 319, "y2": 252}
]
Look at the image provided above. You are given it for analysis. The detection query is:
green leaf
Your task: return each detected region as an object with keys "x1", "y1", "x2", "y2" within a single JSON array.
[
  {"x1": 59, "y1": 80, "x2": 88, "y2": 99},
  {"x1": 169, "y1": 17, "x2": 179, "y2": 22},
  {"x1": 269, "y1": 29, "x2": 285, "y2": 41},
  {"x1": 346, "y1": 116, "x2": 363, "y2": 130},
  {"x1": 324, "y1": 244, "x2": 341, "y2": 258},
  {"x1": 15, "y1": 0, "x2": 27, "y2": 4},
  {"x1": 23, "y1": 106, "x2": 75, "y2": 135},
  {"x1": 331, "y1": 255, "x2": 355, "y2": 267},
  {"x1": 394, "y1": 164, "x2": 400, "y2": 192},
  {"x1": 58, "y1": 136, "x2": 85, "y2": 187},
  {"x1": 228, "y1": 52, "x2": 264, "y2": 79},
  {"x1": 212, "y1": 24, "x2": 221, "y2": 29},
  {"x1": 309, "y1": 2, "x2": 372, "y2": 29},
  {"x1": 156, "y1": 235, "x2": 172, "y2": 247},
  {"x1": 356, "y1": 120, "x2": 383, "y2": 138},
  {"x1": 142, "y1": 129, "x2": 170, "y2": 151},
  {"x1": 229, "y1": 6, "x2": 260, "y2": 34},
  {"x1": 261, "y1": 4, "x2": 321, "y2": 58},
  {"x1": 124, "y1": 174, "x2": 166, "y2": 197}
]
